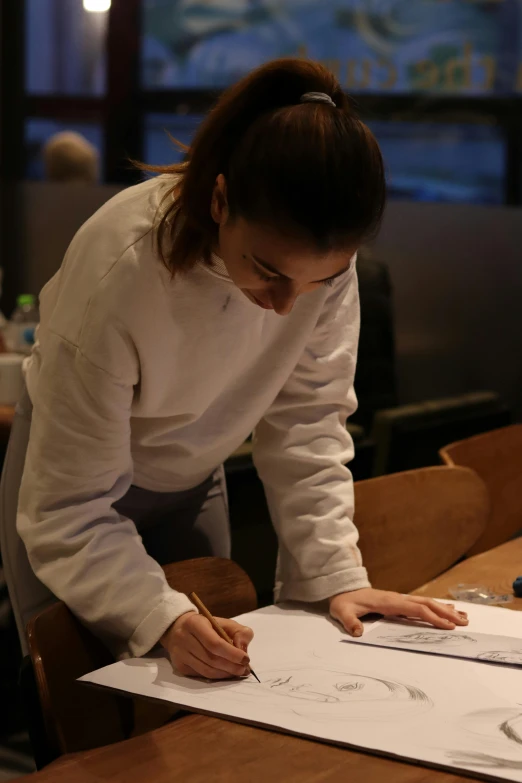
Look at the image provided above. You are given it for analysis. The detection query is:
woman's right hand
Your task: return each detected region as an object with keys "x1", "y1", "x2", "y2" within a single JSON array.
[{"x1": 160, "y1": 611, "x2": 254, "y2": 679}]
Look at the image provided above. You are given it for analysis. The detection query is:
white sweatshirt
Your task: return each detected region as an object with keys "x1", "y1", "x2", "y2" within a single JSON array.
[{"x1": 17, "y1": 176, "x2": 370, "y2": 659}]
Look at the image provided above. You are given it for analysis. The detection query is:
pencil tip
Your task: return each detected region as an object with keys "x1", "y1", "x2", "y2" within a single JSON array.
[{"x1": 251, "y1": 669, "x2": 261, "y2": 683}]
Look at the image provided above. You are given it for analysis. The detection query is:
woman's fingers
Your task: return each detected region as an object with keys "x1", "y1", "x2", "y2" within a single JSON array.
[
  {"x1": 179, "y1": 664, "x2": 200, "y2": 677},
  {"x1": 326, "y1": 589, "x2": 470, "y2": 636},
  {"x1": 175, "y1": 650, "x2": 237, "y2": 680},
  {"x1": 393, "y1": 597, "x2": 468, "y2": 630},
  {"x1": 185, "y1": 622, "x2": 250, "y2": 677},
  {"x1": 402, "y1": 602, "x2": 458, "y2": 629},
  {"x1": 165, "y1": 614, "x2": 252, "y2": 679},
  {"x1": 408, "y1": 596, "x2": 468, "y2": 626},
  {"x1": 219, "y1": 618, "x2": 255, "y2": 652},
  {"x1": 355, "y1": 592, "x2": 469, "y2": 629},
  {"x1": 187, "y1": 615, "x2": 249, "y2": 665},
  {"x1": 329, "y1": 604, "x2": 364, "y2": 637}
]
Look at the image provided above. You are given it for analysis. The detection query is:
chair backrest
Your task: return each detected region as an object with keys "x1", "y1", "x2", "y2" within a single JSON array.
[
  {"x1": 26, "y1": 557, "x2": 257, "y2": 761},
  {"x1": 27, "y1": 602, "x2": 129, "y2": 763},
  {"x1": 354, "y1": 466, "x2": 489, "y2": 594},
  {"x1": 440, "y1": 424, "x2": 522, "y2": 556},
  {"x1": 162, "y1": 557, "x2": 258, "y2": 619},
  {"x1": 371, "y1": 391, "x2": 511, "y2": 477}
]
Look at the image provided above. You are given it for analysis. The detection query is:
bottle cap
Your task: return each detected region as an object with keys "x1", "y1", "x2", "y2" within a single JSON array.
[{"x1": 17, "y1": 294, "x2": 35, "y2": 307}]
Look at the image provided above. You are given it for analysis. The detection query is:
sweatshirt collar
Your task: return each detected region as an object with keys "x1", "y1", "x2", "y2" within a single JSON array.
[{"x1": 198, "y1": 252, "x2": 233, "y2": 283}]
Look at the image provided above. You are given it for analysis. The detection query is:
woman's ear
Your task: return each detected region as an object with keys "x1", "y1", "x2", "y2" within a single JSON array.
[{"x1": 210, "y1": 174, "x2": 229, "y2": 225}]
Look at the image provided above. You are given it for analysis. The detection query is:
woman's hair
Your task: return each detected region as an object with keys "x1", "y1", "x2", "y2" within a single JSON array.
[{"x1": 142, "y1": 58, "x2": 386, "y2": 274}]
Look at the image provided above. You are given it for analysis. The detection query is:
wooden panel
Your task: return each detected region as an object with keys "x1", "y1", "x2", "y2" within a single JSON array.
[
  {"x1": 355, "y1": 466, "x2": 489, "y2": 593},
  {"x1": 440, "y1": 425, "x2": 522, "y2": 555},
  {"x1": 373, "y1": 202, "x2": 522, "y2": 419}
]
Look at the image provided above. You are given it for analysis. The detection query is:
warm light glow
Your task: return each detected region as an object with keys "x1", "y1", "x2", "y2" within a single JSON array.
[{"x1": 83, "y1": 0, "x2": 111, "y2": 11}]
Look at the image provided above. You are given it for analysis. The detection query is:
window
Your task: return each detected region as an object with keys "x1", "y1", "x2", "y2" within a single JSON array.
[
  {"x1": 142, "y1": 0, "x2": 522, "y2": 95},
  {"x1": 25, "y1": 119, "x2": 103, "y2": 180},
  {"x1": 369, "y1": 120, "x2": 506, "y2": 204},
  {"x1": 26, "y1": 0, "x2": 108, "y2": 95},
  {"x1": 144, "y1": 113, "x2": 204, "y2": 166}
]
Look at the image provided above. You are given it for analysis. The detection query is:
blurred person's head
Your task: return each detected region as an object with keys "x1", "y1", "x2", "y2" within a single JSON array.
[
  {"x1": 143, "y1": 58, "x2": 386, "y2": 316},
  {"x1": 43, "y1": 131, "x2": 99, "y2": 183}
]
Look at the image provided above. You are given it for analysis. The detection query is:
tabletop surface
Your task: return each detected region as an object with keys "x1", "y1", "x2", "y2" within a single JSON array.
[{"x1": 22, "y1": 536, "x2": 522, "y2": 783}]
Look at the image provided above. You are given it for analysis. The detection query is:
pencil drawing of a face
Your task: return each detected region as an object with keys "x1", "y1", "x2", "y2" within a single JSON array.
[
  {"x1": 244, "y1": 668, "x2": 432, "y2": 721},
  {"x1": 476, "y1": 651, "x2": 522, "y2": 666},
  {"x1": 380, "y1": 632, "x2": 477, "y2": 647},
  {"x1": 262, "y1": 671, "x2": 391, "y2": 703}
]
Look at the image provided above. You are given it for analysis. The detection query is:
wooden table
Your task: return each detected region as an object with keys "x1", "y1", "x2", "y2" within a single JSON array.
[
  {"x1": 21, "y1": 537, "x2": 522, "y2": 783},
  {"x1": 412, "y1": 536, "x2": 522, "y2": 609}
]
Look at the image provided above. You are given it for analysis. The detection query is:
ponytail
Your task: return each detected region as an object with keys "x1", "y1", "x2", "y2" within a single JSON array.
[{"x1": 140, "y1": 58, "x2": 385, "y2": 274}]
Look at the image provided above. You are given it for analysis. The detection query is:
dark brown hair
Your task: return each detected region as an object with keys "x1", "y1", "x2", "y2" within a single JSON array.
[{"x1": 142, "y1": 58, "x2": 386, "y2": 273}]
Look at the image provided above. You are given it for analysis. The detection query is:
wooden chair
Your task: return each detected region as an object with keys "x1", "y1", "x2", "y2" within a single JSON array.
[
  {"x1": 354, "y1": 465, "x2": 489, "y2": 594},
  {"x1": 440, "y1": 424, "x2": 522, "y2": 556},
  {"x1": 26, "y1": 557, "x2": 257, "y2": 765}
]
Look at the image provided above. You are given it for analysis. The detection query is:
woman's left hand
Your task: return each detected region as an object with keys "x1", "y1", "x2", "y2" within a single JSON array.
[{"x1": 329, "y1": 588, "x2": 468, "y2": 636}]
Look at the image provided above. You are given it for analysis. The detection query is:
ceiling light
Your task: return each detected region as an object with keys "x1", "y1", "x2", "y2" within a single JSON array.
[{"x1": 83, "y1": 0, "x2": 111, "y2": 12}]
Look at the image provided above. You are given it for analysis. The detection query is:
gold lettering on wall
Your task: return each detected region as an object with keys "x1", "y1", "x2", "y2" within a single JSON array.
[
  {"x1": 346, "y1": 59, "x2": 372, "y2": 89},
  {"x1": 324, "y1": 59, "x2": 341, "y2": 79},
  {"x1": 480, "y1": 55, "x2": 496, "y2": 90},
  {"x1": 298, "y1": 42, "x2": 519, "y2": 93},
  {"x1": 377, "y1": 58, "x2": 398, "y2": 90},
  {"x1": 414, "y1": 60, "x2": 439, "y2": 89},
  {"x1": 445, "y1": 42, "x2": 473, "y2": 89}
]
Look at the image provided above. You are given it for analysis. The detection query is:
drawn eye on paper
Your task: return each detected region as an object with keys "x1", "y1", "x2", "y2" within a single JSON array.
[
  {"x1": 241, "y1": 667, "x2": 433, "y2": 722},
  {"x1": 476, "y1": 651, "x2": 522, "y2": 666},
  {"x1": 378, "y1": 632, "x2": 478, "y2": 647}
]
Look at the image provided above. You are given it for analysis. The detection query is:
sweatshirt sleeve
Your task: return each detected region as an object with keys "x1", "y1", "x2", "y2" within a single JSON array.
[
  {"x1": 252, "y1": 264, "x2": 371, "y2": 603},
  {"x1": 17, "y1": 308, "x2": 195, "y2": 660}
]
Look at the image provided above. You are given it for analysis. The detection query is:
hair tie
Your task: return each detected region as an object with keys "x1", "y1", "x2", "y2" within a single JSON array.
[{"x1": 300, "y1": 92, "x2": 336, "y2": 108}]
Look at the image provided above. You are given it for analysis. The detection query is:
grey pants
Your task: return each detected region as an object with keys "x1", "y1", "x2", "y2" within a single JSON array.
[{"x1": 0, "y1": 387, "x2": 231, "y2": 656}]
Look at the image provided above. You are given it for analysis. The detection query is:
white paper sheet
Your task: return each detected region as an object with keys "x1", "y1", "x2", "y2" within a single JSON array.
[
  {"x1": 81, "y1": 601, "x2": 522, "y2": 782},
  {"x1": 347, "y1": 622, "x2": 522, "y2": 666}
]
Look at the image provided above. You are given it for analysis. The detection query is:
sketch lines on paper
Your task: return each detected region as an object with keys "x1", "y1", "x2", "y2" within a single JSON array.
[
  {"x1": 153, "y1": 660, "x2": 434, "y2": 723},
  {"x1": 477, "y1": 651, "x2": 522, "y2": 665},
  {"x1": 447, "y1": 710, "x2": 522, "y2": 772},
  {"x1": 377, "y1": 631, "x2": 478, "y2": 647},
  {"x1": 359, "y1": 627, "x2": 522, "y2": 667},
  {"x1": 236, "y1": 667, "x2": 433, "y2": 722}
]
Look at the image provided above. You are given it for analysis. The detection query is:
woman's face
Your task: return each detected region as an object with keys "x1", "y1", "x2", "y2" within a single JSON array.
[{"x1": 211, "y1": 175, "x2": 356, "y2": 316}]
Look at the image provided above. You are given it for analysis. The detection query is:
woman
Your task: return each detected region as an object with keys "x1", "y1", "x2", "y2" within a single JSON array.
[{"x1": 0, "y1": 59, "x2": 467, "y2": 681}]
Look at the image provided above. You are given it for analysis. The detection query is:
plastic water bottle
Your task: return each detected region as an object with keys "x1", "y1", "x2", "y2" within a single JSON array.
[{"x1": 6, "y1": 294, "x2": 39, "y2": 355}]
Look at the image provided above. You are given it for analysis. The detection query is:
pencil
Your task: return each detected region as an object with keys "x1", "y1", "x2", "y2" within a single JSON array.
[{"x1": 189, "y1": 591, "x2": 260, "y2": 683}]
